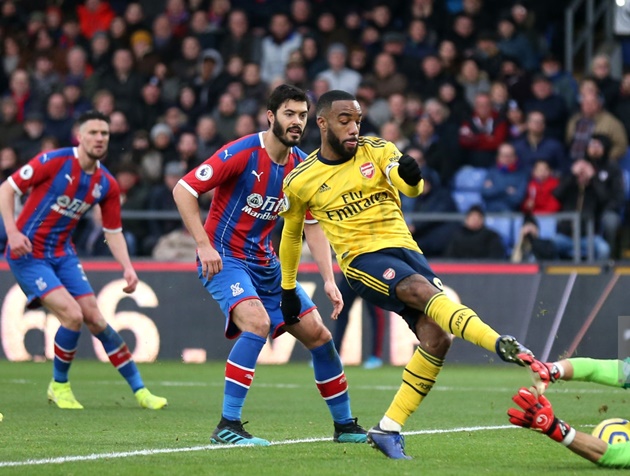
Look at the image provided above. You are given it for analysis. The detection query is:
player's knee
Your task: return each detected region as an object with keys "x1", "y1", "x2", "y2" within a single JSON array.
[
  {"x1": 314, "y1": 324, "x2": 332, "y2": 344},
  {"x1": 82, "y1": 308, "x2": 107, "y2": 329},
  {"x1": 300, "y1": 321, "x2": 332, "y2": 349},
  {"x1": 396, "y1": 275, "x2": 435, "y2": 308},
  {"x1": 56, "y1": 302, "x2": 84, "y2": 328},
  {"x1": 417, "y1": 324, "x2": 452, "y2": 356},
  {"x1": 436, "y1": 331, "x2": 453, "y2": 350},
  {"x1": 241, "y1": 318, "x2": 271, "y2": 337}
]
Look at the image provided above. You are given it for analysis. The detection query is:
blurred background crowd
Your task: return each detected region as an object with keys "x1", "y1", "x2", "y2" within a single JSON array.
[{"x1": 1, "y1": 0, "x2": 628, "y2": 262}]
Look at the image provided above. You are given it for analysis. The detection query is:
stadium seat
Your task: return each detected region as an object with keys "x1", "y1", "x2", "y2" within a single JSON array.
[
  {"x1": 452, "y1": 191, "x2": 484, "y2": 213},
  {"x1": 485, "y1": 216, "x2": 513, "y2": 251},
  {"x1": 452, "y1": 166, "x2": 488, "y2": 192},
  {"x1": 512, "y1": 215, "x2": 558, "y2": 241},
  {"x1": 451, "y1": 166, "x2": 489, "y2": 213},
  {"x1": 537, "y1": 216, "x2": 558, "y2": 238}
]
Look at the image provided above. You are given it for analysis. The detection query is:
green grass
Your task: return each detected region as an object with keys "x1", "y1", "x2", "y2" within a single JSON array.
[{"x1": 0, "y1": 361, "x2": 628, "y2": 475}]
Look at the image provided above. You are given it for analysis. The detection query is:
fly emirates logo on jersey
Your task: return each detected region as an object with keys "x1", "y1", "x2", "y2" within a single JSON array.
[
  {"x1": 325, "y1": 190, "x2": 388, "y2": 221},
  {"x1": 242, "y1": 193, "x2": 287, "y2": 220},
  {"x1": 51, "y1": 195, "x2": 92, "y2": 219}
]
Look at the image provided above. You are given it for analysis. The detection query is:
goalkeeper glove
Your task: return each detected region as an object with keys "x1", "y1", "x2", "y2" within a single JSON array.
[
  {"x1": 508, "y1": 387, "x2": 576, "y2": 446},
  {"x1": 517, "y1": 353, "x2": 558, "y2": 395},
  {"x1": 397, "y1": 154, "x2": 422, "y2": 186},
  {"x1": 281, "y1": 288, "x2": 302, "y2": 326}
]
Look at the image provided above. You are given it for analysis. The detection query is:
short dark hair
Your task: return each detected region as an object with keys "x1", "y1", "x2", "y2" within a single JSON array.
[
  {"x1": 266, "y1": 84, "x2": 310, "y2": 115},
  {"x1": 315, "y1": 90, "x2": 356, "y2": 117},
  {"x1": 467, "y1": 204, "x2": 485, "y2": 216},
  {"x1": 77, "y1": 110, "x2": 110, "y2": 126}
]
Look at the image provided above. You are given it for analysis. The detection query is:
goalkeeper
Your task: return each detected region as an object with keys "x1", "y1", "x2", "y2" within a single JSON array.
[{"x1": 508, "y1": 386, "x2": 630, "y2": 468}]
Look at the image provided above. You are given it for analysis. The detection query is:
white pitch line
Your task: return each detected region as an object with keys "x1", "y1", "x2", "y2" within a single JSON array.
[
  {"x1": 132, "y1": 381, "x2": 630, "y2": 394},
  {"x1": 0, "y1": 425, "x2": 517, "y2": 468},
  {"x1": 2, "y1": 379, "x2": 624, "y2": 394}
]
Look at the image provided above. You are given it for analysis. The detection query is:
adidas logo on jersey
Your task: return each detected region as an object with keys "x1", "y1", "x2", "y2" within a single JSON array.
[{"x1": 318, "y1": 183, "x2": 331, "y2": 193}]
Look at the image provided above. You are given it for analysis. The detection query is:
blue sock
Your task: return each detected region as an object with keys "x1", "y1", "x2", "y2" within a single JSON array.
[
  {"x1": 311, "y1": 340, "x2": 352, "y2": 424},
  {"x1": 53, "y1": 326, "x2": 81, "y2": 383},
  {"x1": 94, "y1": 325, "x2": 144, "y2": 392},
  {"x1": 223, "y1": 332, "x2": 266, "y2": 421}
]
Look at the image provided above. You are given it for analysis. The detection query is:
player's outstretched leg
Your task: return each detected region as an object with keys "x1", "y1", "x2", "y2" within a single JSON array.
[
  {"x1": 424, "y1": 293, "x2": 534, "y2": 365},
  {"x1": 311, "y1": 340, "x2": 367, "y2": 443},
  {"x1": 94, "y1": 324, "x2": 167, "y2": 409},
  {"x1": 48, "y1": 326, "x2": 83, "y2": 409},
  {"x1": 495, "y1": 335, "x2": 534, "y2": 366},
  {"x1": 211, "y1": 332, "x2": 270, "y2": 445}
]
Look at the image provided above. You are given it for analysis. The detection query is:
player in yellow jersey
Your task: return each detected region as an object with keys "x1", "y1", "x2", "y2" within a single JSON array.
[{"x1": 279, "y1": 90, "x2": 546, "y2": 459}]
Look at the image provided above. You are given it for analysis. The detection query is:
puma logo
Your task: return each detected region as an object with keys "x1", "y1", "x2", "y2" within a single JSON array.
[
  {"x1": 64, "y1": 174, "x2": 74, "y2": 184},
  {"x1": 251, "y1": 170, "x2": 263, "y2": 182},
  {"x1": 223, "y1": 149, "x2": 233, "y2": 160}
]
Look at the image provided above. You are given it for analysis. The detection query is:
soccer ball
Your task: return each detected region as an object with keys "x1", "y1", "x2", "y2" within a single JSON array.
[{"x1": 591, "y1": 418, "x2": 630, "y2": 444}]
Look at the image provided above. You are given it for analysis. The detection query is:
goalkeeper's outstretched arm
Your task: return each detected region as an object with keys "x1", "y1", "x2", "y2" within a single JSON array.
[
  {"x1": 508, "y1": 387, "x2": 630, "y2": 468},
  {"x1": 549, "y1": 358, "x2": 630, "y2": 389},
  {"x1": 546, "y1": 427, "x2": 630, "y2": 467},
  {"x1": 567, "y1": 431, "x2": 609, "y2": 464}
]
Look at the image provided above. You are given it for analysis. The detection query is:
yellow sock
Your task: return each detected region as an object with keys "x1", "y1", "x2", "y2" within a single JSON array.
[
  {"x1": 424, "y1": 293, "x2": 499, "y2": 352},
  {"x1": 385, "y1": 346, "x2": 443, "y2": 426}
]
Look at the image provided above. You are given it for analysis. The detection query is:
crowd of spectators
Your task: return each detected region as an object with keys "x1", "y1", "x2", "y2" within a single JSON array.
[{"x1": 0, "y1": 0, "x2": 627, "y2": 261}]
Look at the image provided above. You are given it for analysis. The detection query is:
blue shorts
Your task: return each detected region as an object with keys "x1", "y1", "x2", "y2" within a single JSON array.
[
  {"x1": 344, "y1": 247, "x2": 443, "y2": 330},
  {"x1": 199, "y1": 256, "x2": 316, "y2": 339},
  {"x1": 7, "y1": 254, "x2": 94, "y2": 309}
]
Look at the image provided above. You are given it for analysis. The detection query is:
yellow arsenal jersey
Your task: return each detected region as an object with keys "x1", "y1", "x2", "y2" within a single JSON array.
[{"x1": 281, "y1": 136, "x2": 422, "y2": 272}]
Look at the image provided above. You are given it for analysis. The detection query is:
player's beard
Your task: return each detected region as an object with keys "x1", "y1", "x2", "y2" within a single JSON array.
[
  {"x1": 327, "y1": 129, "x2": 357, "y2": 160},
  {"x1": 86, "y1": 148, "x2": 107, "y2": 161},
  {"x1": 272, "y1": 119, "x2": 302, "y2": 147}
]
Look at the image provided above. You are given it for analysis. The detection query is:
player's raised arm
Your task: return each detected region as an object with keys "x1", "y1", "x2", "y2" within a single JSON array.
[
  {"x1": 377, "y1": 141, "x2": 425, "y2": 197},
  {"x1": 304, "y1": 222, "x2": 343, "y2": 320},
  {"x1": 386, "y1": 154, "x2": 425, "y2": 198}
]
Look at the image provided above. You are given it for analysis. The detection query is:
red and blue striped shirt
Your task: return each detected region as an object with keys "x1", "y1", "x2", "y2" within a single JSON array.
[
  {"x1": 178, "y1": 132, "x2": 307, "y2": 264},
  {"x1": 7, "y1": 147, "x2": 122, "y2": 259}
]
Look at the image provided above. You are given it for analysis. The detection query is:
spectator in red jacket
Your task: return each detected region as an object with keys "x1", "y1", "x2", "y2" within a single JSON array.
[
  {"x1": 521, "y1": 159, "x2": 561, "y2": 214},
  {"x1": 459, "y1": 92, "x2": 509, "y2": 168},
  {"x1": 77, "y1": 0, "x2": 116, "y2": 40}
]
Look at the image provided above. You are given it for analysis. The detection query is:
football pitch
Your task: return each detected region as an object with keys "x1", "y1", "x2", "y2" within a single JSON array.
[{"x1": 0, "y1": 360, "x2": 627, "y2": 475}]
